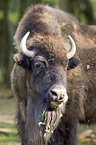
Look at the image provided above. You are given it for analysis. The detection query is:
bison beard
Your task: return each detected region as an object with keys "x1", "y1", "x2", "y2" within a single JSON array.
[{"x1": 24, "y1": 83, "x2": 66, "y2": 145}]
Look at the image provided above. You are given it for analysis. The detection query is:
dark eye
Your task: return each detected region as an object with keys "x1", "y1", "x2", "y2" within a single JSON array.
[
  {"x1": 35, "y1": 61, "x2": 45, "y2": 69},
  {"x1": 35, "y1": 62, "x2": 41, "y2": 69},
  {"x1": 34, "y1": 60, "x2": 46, "y2": 76},
  {"x1": 33, "y1": 56, "x2": 48, "y2": 76}
]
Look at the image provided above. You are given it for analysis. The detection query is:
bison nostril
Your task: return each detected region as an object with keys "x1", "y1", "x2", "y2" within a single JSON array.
[
  {"x1": 49, "y1": 90, "x2": 65, "y2": 101},
  {"x1": 49, "y1": 90, "x2": 58, "y2": 100},
  {"x1": 50, "y1": 90, "x2": 57, "y2": 97}
]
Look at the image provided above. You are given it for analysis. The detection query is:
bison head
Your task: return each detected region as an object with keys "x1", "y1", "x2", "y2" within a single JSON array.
[{"x1": 12, "y1": 31, "x2": 80, "y2": 144}]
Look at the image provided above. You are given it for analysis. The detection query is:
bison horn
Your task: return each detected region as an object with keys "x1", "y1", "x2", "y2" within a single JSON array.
[
  {"x1": 67, "y1": 35, "x2": 76, "y2": 59},
  {"x1": 20, "y1": 31, "x2": 35, "y2": 57}
]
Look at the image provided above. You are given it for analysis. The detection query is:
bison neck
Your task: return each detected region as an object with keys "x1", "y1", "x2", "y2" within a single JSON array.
[
  {"x1": 74, "y1": 25, "x2": 96, "y2": 50},
  {"x1": 25, "y1": 93, "x2": 65, "y2": 145}
]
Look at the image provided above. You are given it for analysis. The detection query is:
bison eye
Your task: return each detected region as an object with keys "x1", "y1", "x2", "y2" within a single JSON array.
[
  {"x1": 33, "y1": 56, "x2": 48, "y2": 76},
  {"x1": 34, "y1": 60, "x2": 46, "y2": 76},
  {"x1": 35, "y1": 61, "x2": 45, "y2": 70},
  {"x1": 35, "y1": 62, "x2": 41, "y2": 69}
]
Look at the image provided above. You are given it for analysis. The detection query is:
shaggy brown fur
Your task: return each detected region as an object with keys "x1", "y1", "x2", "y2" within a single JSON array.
[{"x1": 11, "y1": 5, "x2": 96, "y2": 145}]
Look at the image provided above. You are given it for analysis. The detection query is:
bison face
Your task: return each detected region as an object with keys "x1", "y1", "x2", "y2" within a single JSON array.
[
  {"x1": 32, "y1": 56, "x2": 68, "y2": 111},
  {"x1": 14, "y1": 53, "x2": 68, "y2": 111},
  {"x1": 12, "y1": 32, "x2": 80, "y2": 143}
]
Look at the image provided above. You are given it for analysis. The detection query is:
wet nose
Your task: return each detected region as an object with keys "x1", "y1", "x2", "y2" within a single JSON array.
[{"x1": 48, "y1": 85, "x2": 68, "y2": 103}]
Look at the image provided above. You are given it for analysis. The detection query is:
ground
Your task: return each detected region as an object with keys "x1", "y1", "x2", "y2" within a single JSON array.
[
  {"x1": 0, "y1": 87, "x2": 96, "y2": 145},
  {"x1": 0, "y1": 86, "x2": 20, "y2": 145}
]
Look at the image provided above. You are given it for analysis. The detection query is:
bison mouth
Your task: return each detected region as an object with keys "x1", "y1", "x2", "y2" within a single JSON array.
[
  {"x1": 47, "y1": 93, "x2": 68, "y2": 111},
  {"x1": 47, "y1": 99, "x2": 65, "y2": 111}
]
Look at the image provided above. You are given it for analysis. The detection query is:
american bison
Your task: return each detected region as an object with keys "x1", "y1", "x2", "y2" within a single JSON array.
[{"x1": 11, "y1": 4, "x2": 96, "y2": 145}]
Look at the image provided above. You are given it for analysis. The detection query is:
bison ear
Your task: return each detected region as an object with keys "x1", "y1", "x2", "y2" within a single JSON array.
[
  {"x1": 67, "y1": 57, "x2": 80, "y2": 70},
  {"x1": 13, "y1": 53, "x2": 31, "y2": 69}
]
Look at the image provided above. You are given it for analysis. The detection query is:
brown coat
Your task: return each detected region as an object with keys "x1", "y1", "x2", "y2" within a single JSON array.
[{"x1": 11, "y1": 5, "x2": 96, "y2": 145}]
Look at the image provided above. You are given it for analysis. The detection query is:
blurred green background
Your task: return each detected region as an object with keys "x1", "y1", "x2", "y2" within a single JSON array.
[{"x1": 0, "y1": 0, "x2": 96, "y2": 144}]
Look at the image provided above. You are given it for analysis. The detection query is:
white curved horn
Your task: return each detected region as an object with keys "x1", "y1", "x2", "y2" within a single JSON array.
[
  {"x1": 67, "y1": 35, "x2": 76, "y2": 59},
  {"x1": 20, "y1": 31, "x2": 35, "y2": 57}
]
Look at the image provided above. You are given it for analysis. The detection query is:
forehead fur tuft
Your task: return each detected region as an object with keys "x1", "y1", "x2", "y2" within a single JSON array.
[{"x1": 27, "y1": 33, "x2": 69, "y2": 60}]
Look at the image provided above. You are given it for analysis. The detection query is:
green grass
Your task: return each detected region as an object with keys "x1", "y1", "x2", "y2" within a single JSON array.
[
  {"x1": 78, "y1": 125, "x2": 96, "y2": 145},
  {"x1": 0, "y1": 122, "x2": 20, "y2": 145},
  {"x1": 80, "y1": 142, "x2": 90, "y2": 145}
]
